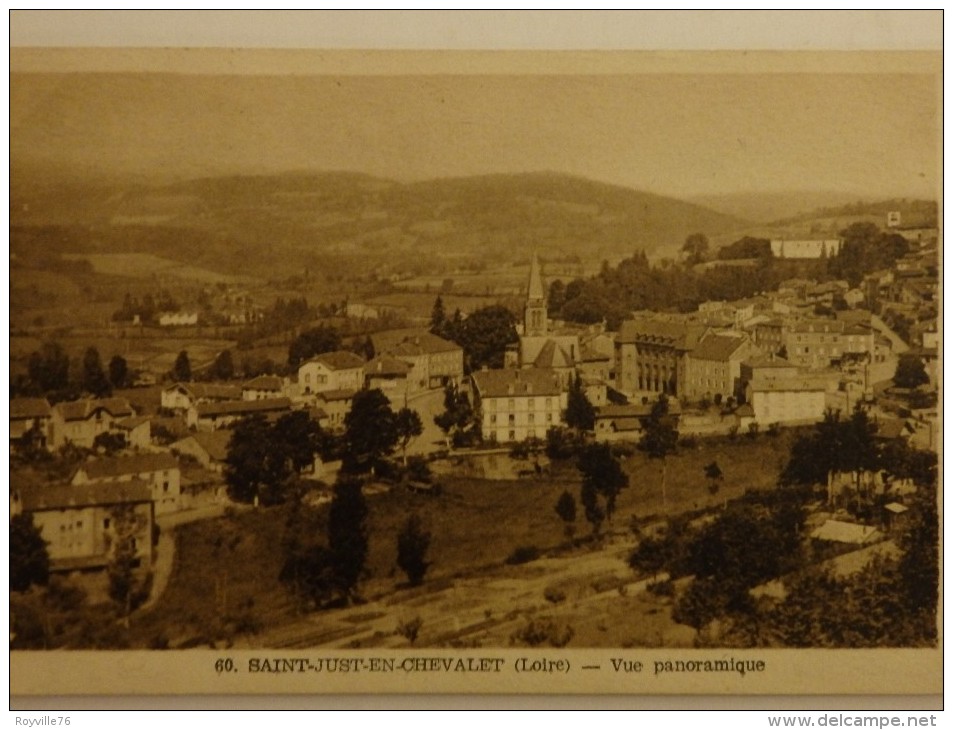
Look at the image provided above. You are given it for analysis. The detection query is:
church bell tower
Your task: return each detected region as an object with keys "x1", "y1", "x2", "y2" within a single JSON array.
[{"x1": 524, "y1": 251, "x2": 548, "y2": 337}]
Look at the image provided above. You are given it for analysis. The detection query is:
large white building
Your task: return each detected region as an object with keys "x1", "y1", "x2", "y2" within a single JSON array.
[{"x1": 471, "y1": 367, "x2": 567, "y2": 443}]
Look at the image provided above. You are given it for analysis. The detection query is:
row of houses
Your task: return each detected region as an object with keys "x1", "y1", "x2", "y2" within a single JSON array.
[{"x1": 10, "y1": 396, "x2": 152, "y2": 454}]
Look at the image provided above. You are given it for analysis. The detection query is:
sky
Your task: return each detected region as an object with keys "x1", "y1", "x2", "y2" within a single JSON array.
[{"x1": 10, "y1": 50, "x2": 941, "y2": 201}]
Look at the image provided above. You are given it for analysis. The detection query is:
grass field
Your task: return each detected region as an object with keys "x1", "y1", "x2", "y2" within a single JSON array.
[{"x1": 128, "y1": 432, "x2": 799, "y2": 648}]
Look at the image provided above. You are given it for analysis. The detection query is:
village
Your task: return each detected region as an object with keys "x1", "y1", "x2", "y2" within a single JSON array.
[{"x1": 9, "y1": 199, "x2": 940, "y2": 650}]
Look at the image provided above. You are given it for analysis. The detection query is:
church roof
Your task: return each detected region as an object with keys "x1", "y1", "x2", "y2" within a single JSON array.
[
  {"x1": 533, "y1": 340, "x2": 574, "y2": 369},
  {"x1": 527, "y1": 252, "x2": 546, "y2": 301}
]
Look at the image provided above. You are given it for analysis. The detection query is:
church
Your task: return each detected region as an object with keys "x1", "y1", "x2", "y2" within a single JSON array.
[{"x1": 506, "y1": 252, "x2": 581, "y2": 388}]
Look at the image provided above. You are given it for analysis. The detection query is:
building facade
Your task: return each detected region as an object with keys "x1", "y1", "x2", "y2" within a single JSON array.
[{"x1": 471, "y1": 368, "x2": 567, "y2": 443}]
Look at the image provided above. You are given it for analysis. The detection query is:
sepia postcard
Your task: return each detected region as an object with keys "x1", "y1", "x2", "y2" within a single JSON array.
[{"x1": 8, "y1": 12, "x2": 942, "y2": 705}]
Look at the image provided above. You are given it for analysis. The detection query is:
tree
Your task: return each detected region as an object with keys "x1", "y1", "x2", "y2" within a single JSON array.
[
  {"x1": 28, "y1": 341, "x2": 70, "y2": 393},
  {"x1": 450, "y1": 304, "x2": 518, "y2": 372},
  {"x1": 82, "y1": 347, "x2": 111, "y2": 397},
  {"x1": 576, "y1": 443, "x2": 628, "y2": 535},
  {"x1": 893, "y1": 353, "x2": 929, "y2": 390},
  {"x1": 272, "y1": 410, "x2": 324, "y2": 474},
  {"x1": 639, "y1": 394, "x2": 679, "y2": 512},
  {"x1": 565, "y1": 374, "x2": 596, "y2": 431},
  {"x1": 704, "y1": 460, "x2": 723, "y2": 496},
  {"x1": 327, "y1": 475, "x2": 369, "y2": 602},
  {"x1": 107, "y1": 505, "x2": 152, "y2": 626},
  {"x1": 93, "y1": 431, "x2": 127, "y2": 455},
  {"x1": 395, "y1": 407, "x2": 423, "y2": 464},
  {"x1": 288, "y1": 325, "x2": 342, "y2": 368},
  {"x1": 433, "y1": 382, "x2": 475, "y2": 447},
  {"x1": 674, "y1": 498, "x2": 804, "y2": 630},
  {"x1": 682, "y1": 232, "x2": 710, "y2": 265},
  {"x1": 343, "y1": 389, "x2": 399, "y2": 473},
  {"x1": 430, "y1": 295, "x2": 446, "y2": 335},
  {"x1": 397, "y1": 513, "x2": 432, "y2": 586},
  {"x1": 108, "y1": 355, "x2": 129, "y2": 390},
  {"x1": 10, "y1": 513, "x2": 50, "y2": 592},
  {"x1": 224, "y1": 415, "x2": 288, "y2": 506},
  {"x1": 209, "y1": 349, "x2": 235, "y2": 381},
  {"x1": 554, "y1": 490, "x2": 577, "y2": 543},
  {"x1": 225, "y1": 412, "x2": 322, "y2": 506},
  {"x1": 173, "y1": 350, "x2": 192, "y2": 382}
]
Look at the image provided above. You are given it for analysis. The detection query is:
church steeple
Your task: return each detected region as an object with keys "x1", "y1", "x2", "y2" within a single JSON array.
[{"x1": 524, "y1": 251, "x2": 548, "y2": 336}]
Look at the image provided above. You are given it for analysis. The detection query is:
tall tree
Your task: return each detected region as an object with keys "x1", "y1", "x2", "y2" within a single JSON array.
[
  {"x1": 893, "y1": 353, "x2": 929, "y2": 390},
  {"x1": 10, "y1": 513, "x2": 50, "y2": 592},
  {"x1": 433, "y1": 382, "x2": 475, "y2": 447},
  {"x1": 107, "y1": 505, "x2": 151, "y2": 626},
  {"x1": 450, "y1": 304, "x2": 518, "y2": 372},
  {"x1": 225, "y1": 412, "x2": 322, "y2": 505},
  {"x1": 682, "y1": 232, "x2": 710, "y2": 265},
  {"x1": 82, "y1": 347, "x2": 111, "y2": 397},
  {"x1": 565, "y1": 374, "x2": 596, "y2": 431},
  {"x1": 224, "y1": 415, "x2": 286, "y2": 506},
  {"x1": 27, "y1": 341, "x2": 70, "y2": 393},
  {"x1": 209, "y1": 349, "x2": 235, "y2": 381},
  {"x1": 395, "y1": 407, "x2": 423, "y2": 465},
  {"x1": 639, "y1": 394, "x2": 679, "y2": 512},
  {"x1": 576, "y1": 443, "x2": 628, "y2": 535},
  {"x1": 397, "y1": 513, "x2": 432, "y2": 587},
  {"x1": 342, "y1": 389, "x2": 399, "y2": 473},
  {"x1": 327, "y1": 475, "x2": 369, "y2": 602},
  {"x1": 430, "y1": 295, "x2": 446, "y2": 335},
  {"x1": 554, "y1": 490, "x2": 578, "y2": 543},
  {"x1": 173, "y1": 350, "x2": 192, "y2": 382},
  {"x1": 108, "y1": 355, "x2": 129, "y2": 389}
]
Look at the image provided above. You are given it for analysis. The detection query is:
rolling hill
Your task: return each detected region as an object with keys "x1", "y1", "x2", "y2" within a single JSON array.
[{"x1": 11, "y1": 167, "x2": 749, "y2": 277}]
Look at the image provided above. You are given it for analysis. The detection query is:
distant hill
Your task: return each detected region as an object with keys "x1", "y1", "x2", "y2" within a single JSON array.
[
  {"x1": 688, "y1": 190, "x2": 875, "y2": 224},
  {"x1": 10, "y1": 167, "x2": 748, "y2": 277}
]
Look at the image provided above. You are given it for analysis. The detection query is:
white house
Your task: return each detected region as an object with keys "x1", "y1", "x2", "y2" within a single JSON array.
[
  {"x1": 298, "y1": 351, "x2": 365, "y2": 396},
  {"x1": 471, "y1": 368, "x2": 567, "y2": 443}
]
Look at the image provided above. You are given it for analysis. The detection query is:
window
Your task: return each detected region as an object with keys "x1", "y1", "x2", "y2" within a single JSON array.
[
  {"x1": 507, "y1": 399, "x2": 515, "y2": 410},
  {"x1": 103, "y1": 518, "x2": 111, "y2": 529},
  {"x1": 163, "y1": 481, "x2": 170, "y2": 493},
  {"x1": 528, "y1": 414, "x2": 535, "y2": 424},
  {"x1": 528, "y1": 398, "x2": 534, "y2": 409},
  {"x1": 547, "y1": 413, "x2": 553, "y2": 423},
  {"x1": 490, "y1": 415, "x2": 497, "y2": 424},
  {"x1": 546, "y1": 397, "x2": 552, "y2": 408},
  {"x1": 508, "y1": 414, "x2": 515, "y2": 426},
  {"x1": 508, "y1": 430, "x2": 516, "y2": 441},
  {"x1": 75, "y1": 520, "x2": 83, "y2": 529}
]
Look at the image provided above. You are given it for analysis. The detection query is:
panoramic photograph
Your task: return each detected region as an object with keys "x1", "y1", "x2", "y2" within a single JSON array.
[{"x1": 9, "y1": 46, "x2": 940, "y2": 663}]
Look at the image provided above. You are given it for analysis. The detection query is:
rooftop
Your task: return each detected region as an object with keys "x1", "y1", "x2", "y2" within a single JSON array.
[
  {"x1": 18, "y1": 479, "x2": 152, "y2": 511},
  {"x1": 164, "y1": 382, "x2": 242, "y2": 400},
  {"x1": 304, "y1": 350, "x2": 366, "y2": 371},
  {"x1": 79, "y1": 452, "x2": 179, "y2": 479},
  {"x1": 372, "y1": 329, "x2": 461, "y2": 357},
  {"x1": 242, "y1": 375, "x2": 284, "y2": 391},
  {"x1": 691, "y1": 334, "x2": 749, "y2": 362},
  {"x1": 10, "y1": 398, "x2": 52, "y2": 420},
  {"x1": 54, "y1": 398, "x2": 134, "y2": 422},
  {"x1": 365, "y1": 355, "x2": 412, "y2": 377},
  {"x1": 196, "y1": 398, "x2": 292, "y2": 418},
  {"x1": 617, "y1": 317, "x2": 708, "y2": 350},
  {"x1": 472, "y1": 368, "x2": 563, "y2": 398},
  {"x1": 175, "y1": 430, "x2": 233, "y2": 462},
  {"x1": 810, "y1": 519, "x2": 882, "y2": 545}
]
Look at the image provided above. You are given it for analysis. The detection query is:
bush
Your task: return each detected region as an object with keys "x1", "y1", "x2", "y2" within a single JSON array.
[
  {"x1": 505, "y1": 545, "x2": 540, "y2": 565},
  {"x1": 510, "y1": 617, "x2": 574, "y2": 647},
  {"x1": 647, "y1": 579, "x2": 675, "y2": 598},
  {"x1": 727, "y1": 425, "x2": 739, "y2": 441},
  {"x1": 543, "y1": 586, "x2": 567, "y2": 604},
  {"x1": 397, "y1": 616, "x2": 423, "y2": 645},
  {"x1": 679, "y1": 435, "x2": 698, "y2": 449},
  {"x1": 767, "y1": 422, "x2": 782, "y2": 437}
]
